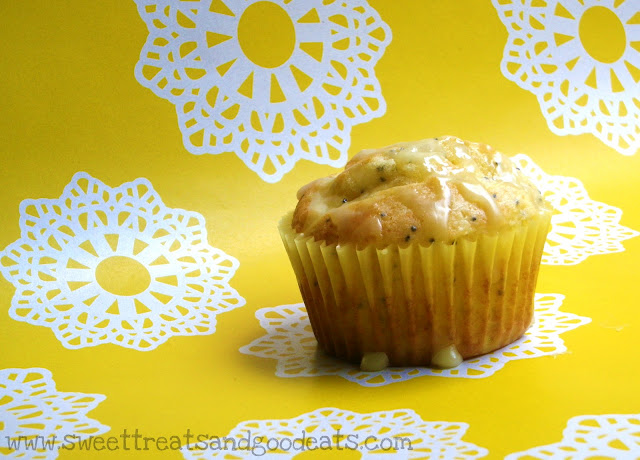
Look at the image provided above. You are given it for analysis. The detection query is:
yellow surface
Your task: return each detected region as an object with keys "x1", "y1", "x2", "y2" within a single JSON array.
[{"x1": 1, "y1": 1, "x2": 640, "y2": 458}]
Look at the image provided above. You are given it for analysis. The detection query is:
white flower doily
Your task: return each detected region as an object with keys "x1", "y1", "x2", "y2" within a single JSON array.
[
  {"x1": 134, "y1": 0, "x2": 392, "y2": 183},
  {"x1": 492, "y1": 0, "x2": 640, "y2": 155},
  {"x1": 514, "y1": 154, "x2": 639, "y2": 265},
  {"x1": 180, "y1": 407, "x2": 488, "y2": 459},
  {"x1": 239, "y1": 294, "x2": 590, "y2": 387},
  {"x1": 0, "y1": 172, "x2": 245, "y2": 350},
  {"x1": 506, "y1": 414, "x2": 640, "y2": 459},
  {"x1": 0, "y1": 368, "x2": 109, "y2": 459}
]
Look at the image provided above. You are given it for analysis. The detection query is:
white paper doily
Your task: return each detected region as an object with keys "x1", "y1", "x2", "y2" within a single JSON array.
[
  {"x1": 0, "y1": 368, "x2": 109, "y2": 459},
  {"x1": 492, "y1": 0, "x2": 640, "y2": 155},
  {"x1": 239, "y1": 294, "x2": 590, "y2": 386},
  {"x1": 180, "y1": 407, "x2": 488, "y2": 459},
  {"x1": 0, "y1": 172, "x2": 245, "y2": 350},
  {"x1": 134, "y1": 0, "x2": 392, "y2": 183},
  {"x1": 506, "y1": 414, "x2": 640, "y2": 459},
  {"x1": 514, "y1": 154, "x2": 639, "y2": 265}
]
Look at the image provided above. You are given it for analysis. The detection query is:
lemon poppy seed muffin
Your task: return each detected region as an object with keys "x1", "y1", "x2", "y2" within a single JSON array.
[{"x1": 280, "y1": 136, "x2": 551, "y2": 368}]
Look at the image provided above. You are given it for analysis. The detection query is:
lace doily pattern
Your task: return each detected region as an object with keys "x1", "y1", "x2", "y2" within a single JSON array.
[
  {"x1": 239, "y1": 294, "x2": 590, "y2": 386},
  {"x1": 492, "y1": 0, "x2": 640, "y2": 155},
  {"x1": 0, "y1": 368, "x2": 109, "y2": 459},
  {"x1": 506, "y1": 414, "x2": 640, "y2": 459},
  {"x1": 134, "y1": 0, "x2": 392, "y2": 182},
  {"x1": 514, "y1": 154, "x2": 639, "y2": 265},
  {"x1": 180, "y1": 407, "x2": 488, "y2": 459},
  {"x1": 0, "y1": 172, "x2": 245, "y2": 350}
]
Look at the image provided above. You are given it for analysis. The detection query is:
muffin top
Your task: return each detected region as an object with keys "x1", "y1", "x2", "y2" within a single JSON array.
[{"x1": 292, "y1": 136, "x2": 551, "y2": 247}]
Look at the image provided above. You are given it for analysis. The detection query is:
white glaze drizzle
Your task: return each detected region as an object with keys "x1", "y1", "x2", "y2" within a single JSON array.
[{"x1": 296, "y1": 136, "x2": 545, "y2": 243}]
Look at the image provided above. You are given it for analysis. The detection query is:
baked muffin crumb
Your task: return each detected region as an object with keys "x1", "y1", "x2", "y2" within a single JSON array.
[{"x1": 292, "y1": 136, "x2": 550, "y2": 247}]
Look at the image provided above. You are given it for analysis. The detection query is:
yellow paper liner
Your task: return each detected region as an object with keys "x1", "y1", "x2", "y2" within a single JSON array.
[{"x1": 279, "y1": 211, "x2": 551, "y2": 366}]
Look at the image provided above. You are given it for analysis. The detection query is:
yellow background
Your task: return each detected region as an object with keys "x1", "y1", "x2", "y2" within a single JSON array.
[{"x1": 1, "y1": 1, "x2": 640, "y2": 458}]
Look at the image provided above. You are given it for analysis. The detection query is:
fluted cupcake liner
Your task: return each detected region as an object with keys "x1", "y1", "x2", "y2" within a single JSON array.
[{"x1": 279, "y1": 211, "x2": 551, "y2": 367}]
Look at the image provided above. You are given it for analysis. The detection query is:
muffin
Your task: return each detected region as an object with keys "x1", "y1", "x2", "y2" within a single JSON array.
[{"x1": 279, "y1": 136, "x2": 551, "y2": 368}]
